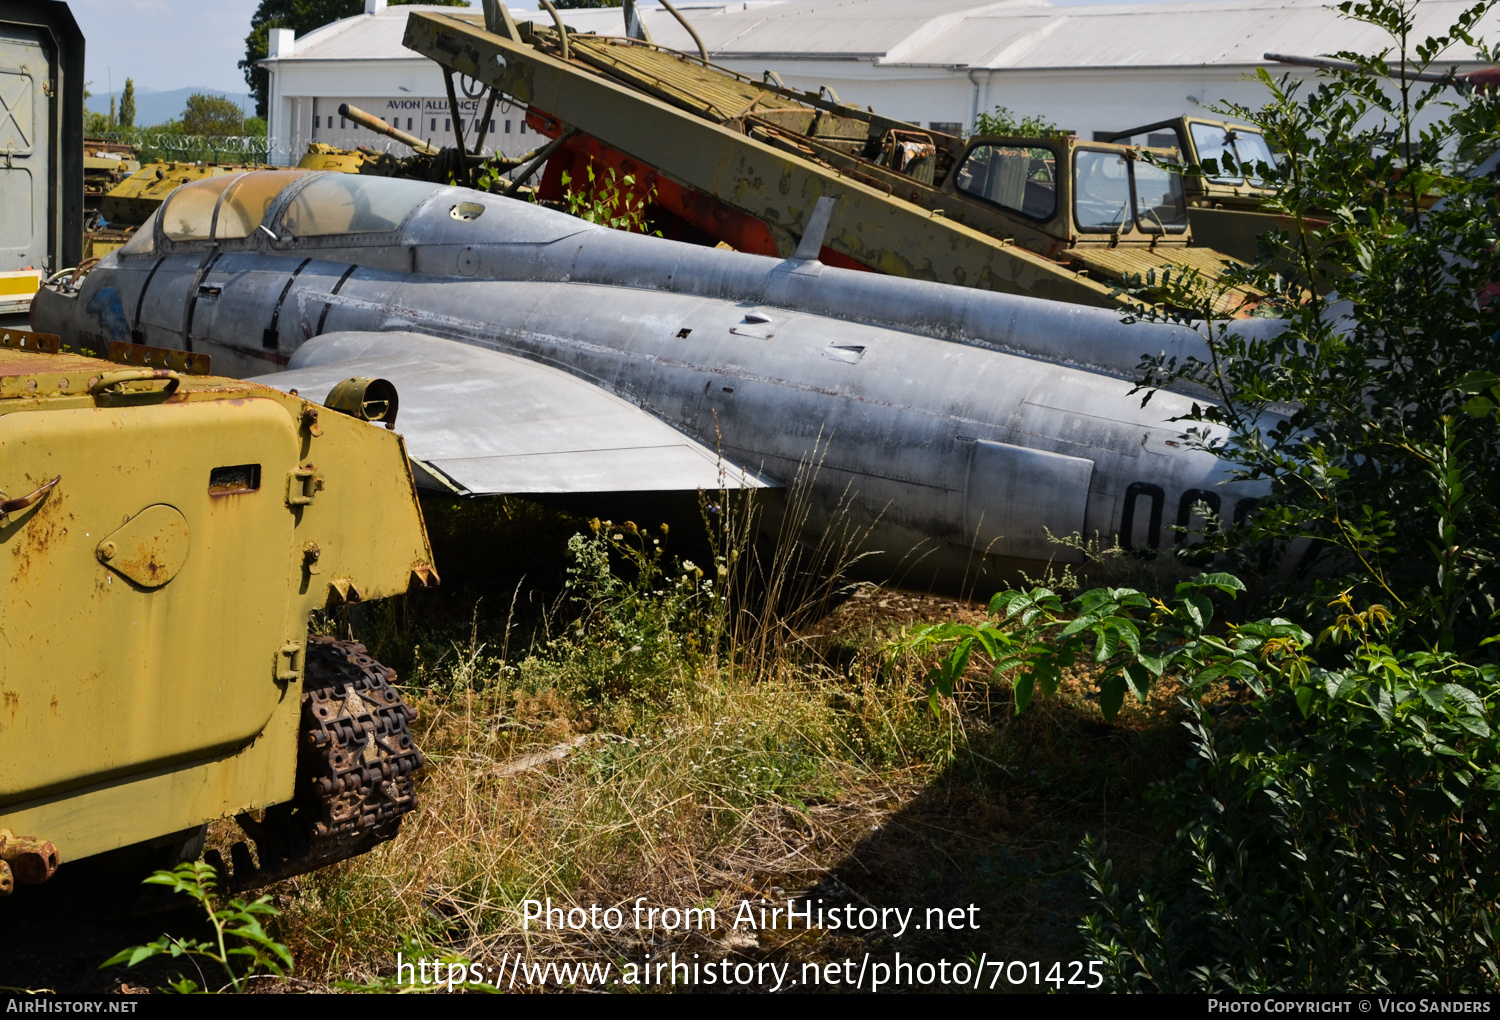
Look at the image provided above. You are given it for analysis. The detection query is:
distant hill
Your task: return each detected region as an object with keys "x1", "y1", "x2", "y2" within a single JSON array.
[{"x1": 86, "y1": 86, "x2": 255, "y2": 130}]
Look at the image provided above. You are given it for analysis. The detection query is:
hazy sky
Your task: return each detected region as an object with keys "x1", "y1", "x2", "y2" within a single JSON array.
[{"x1": 73, "y1": 0, "x2": 1226, "y2": 96}]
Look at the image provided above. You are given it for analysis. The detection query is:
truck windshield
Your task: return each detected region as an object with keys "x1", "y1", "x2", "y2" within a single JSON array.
[
  {"x1": 952, "y1": 144, "x2": 1056, "y2": 220},
  {"x1": 1189, "y1": 123, "x2": 1274, "y2": 186},
  {"x1": 1072, "y1": 150, "x2": 1188, "y2": 235},
  {"x1": 1074, "y1": 150, "x2": 1132, "y2": 232}
]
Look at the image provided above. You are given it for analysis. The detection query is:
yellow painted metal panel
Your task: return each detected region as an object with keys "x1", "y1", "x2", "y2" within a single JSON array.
[
  {"x1": 0, "y1": 339, "x2": 437, "y2": 862},
  {"x1": 1068, "y1": 245, "x2": 1260, "y2": 316},
  {"x1": 0, "y1": 273, "x2": 41, "y2": 297},
  {"x1": 0, "y1": 693, "x2": 301, "y2": 862},
  {"x1": 0, "y1": 398, "x2": 301, "y2": 802}
]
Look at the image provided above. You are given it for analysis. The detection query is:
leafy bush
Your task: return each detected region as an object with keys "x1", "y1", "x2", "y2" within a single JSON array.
[
  {"x1": 1128, "y1": 0, "x2": 1500, "y2": 653},
  {"x1": 558, "y1": 161, "x2": 660, "y2": 234},
  {"x1": 102, "y1": 862, "x2": 292, "y2": 993},
  {"x1": 903, "y1": 574, "x2": 1500, "y2": 991},
  {"x1": 1080, "y1": 601, "x2": 1500, "y2": 992},
  {"x1": 906, "y1": 573, "x2": 1254, "y2": 720},
  {"x1": 515, "y1": 518, "x2": 722, "y2": 705},
  {"x1": 971, "y1": 106, "x2": 1061, "y2": 139}
]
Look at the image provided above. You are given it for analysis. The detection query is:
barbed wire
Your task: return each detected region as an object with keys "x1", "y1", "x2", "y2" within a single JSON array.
[
  {"x1": 91, "y1": 131, "x2": 523, "y2": 162},
  {"x1": 93, "y1": 132, "x2": 273, "y2": 152}
]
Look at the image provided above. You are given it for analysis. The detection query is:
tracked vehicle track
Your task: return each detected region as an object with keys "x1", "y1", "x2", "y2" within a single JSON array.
[{"x1": 207, "y1": 637, "x2": 425, "y2": 891}]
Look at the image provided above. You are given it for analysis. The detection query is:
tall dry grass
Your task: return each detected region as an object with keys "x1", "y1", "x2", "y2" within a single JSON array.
[{"x1": 253, "y1": 488, "x2": 1191, "y2": 990}]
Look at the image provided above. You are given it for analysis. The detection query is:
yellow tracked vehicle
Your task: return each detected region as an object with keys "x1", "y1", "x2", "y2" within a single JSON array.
[{"x1": 0, "y1": 328, "x2": 438, "y2": 893}]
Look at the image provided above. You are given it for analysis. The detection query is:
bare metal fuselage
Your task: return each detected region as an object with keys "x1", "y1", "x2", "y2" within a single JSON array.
[{"x1": 34, "y1": 176, "x2": 1274, "y2": 588}]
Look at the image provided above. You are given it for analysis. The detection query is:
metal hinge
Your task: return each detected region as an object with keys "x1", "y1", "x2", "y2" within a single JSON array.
[
  {"x1": 276, "y1": 641, "x2": 304, "y2": 682},
  {"x1": 285, "y1": 465, "x2": 324, "y2": 506}
]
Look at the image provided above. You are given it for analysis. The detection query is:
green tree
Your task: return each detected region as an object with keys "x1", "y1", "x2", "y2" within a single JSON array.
[
  {"x1": 240, "y1": 0, "x2": 470, "y2": 119},
  {"x1": 182, "y1": 92, "x2": 246, "y2": 136},
  {"x1": 1125, "y1": 0, "x2": 1500, "y2": 653},
  {"x1": 899, "y1": 0, "x2": 1500, "y2": 991},
  {"x1": 119, "y1": 78, "x2": 136, "y2": 129},
  {"x1": 970, "y1": 105, "x2": 1059, "y2": 138}
]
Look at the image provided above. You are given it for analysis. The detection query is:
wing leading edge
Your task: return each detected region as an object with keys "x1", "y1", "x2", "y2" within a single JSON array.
[{"x1": 246, "y1": 331, "x2": 773, "y2": 497}]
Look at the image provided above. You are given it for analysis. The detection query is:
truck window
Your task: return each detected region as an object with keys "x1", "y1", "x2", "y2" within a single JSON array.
[
  {"x1": 1230, "y1": 130, "x2": 1276, "y2": 186},
  {"x1": 1074, "y1": 150, "x2": 1132, "y2": 232},
  {"x1": 1132, "y1": 161, "x2": 1189, "y2": 233},
  {"x1": 953, "y1": 144, "x2": 1056, "y2": 221},
  {"x1": 1189, "y1": 123, "x2": 1248, "y2": 184}
]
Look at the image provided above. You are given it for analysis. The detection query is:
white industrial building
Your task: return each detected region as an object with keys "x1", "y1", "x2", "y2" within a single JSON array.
[{"x1": 258, "y1": 0, "x2": 1500, "y2": 165}]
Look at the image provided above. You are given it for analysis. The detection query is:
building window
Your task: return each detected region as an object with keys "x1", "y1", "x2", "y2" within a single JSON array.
[
  {"x1": 445, "y1": 118, "x2": 451, "y2": 130},
  {"x1": 520, "y1": 121, "x2": 526, "y2": 134},
  {"x1": 504, "y1": 119, "x2": 511, "y2": 133},
  {"x1": 489, "y1": 119, "x2": 495, "y2": 132},
  {"x1": 431, "y1": 118, "x2": 437, "y2": 131},
  {"x1": 406, "y1": 117, "x2": 412, "y2": 130},
  {"x1": 929, "y1": 121, "x2": 963, "y2": 136},
  {"x1": 340, "y1": 117, "x2": 347, "y2": 129}
]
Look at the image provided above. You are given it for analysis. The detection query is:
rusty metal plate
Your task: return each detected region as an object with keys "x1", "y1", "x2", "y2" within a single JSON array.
[
  {"x1": 96, "y1": 503, "x2": 191, "y2": 588},
  {"x1": 0, "y1": 329, "x2": 61, "y2": 355},
  {"x1": 108, "y1": 340, "x2": 212, "y2": 376}
]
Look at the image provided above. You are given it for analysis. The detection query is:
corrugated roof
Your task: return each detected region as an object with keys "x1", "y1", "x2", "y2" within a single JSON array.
[
  {"x1": 281, "y1": 4, "x2": 482, "y2": 61},
  {"x1": 270, "y1": 0, "x2": 1500, "y2": 71},
  {"x1": 904, "y1": 0, "x2": 1500, "y2": 68}
]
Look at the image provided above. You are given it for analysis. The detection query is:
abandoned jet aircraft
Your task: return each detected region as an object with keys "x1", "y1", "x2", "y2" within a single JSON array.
[{"x1": 32, "y1": 169, "x2": 1281, "y2": 587}]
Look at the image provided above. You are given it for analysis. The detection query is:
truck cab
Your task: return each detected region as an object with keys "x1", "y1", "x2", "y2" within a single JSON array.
[
  {"x1": 933, "y1": 134, "x2": 1258, "y2": 315},
  {"x1": 942, "y1": 135, "x2": 1189, "y2": 249},
  {"x1": 1103, "y1": 117, "x2": 1278, "y2": 211},
  {"x1": 1101, "y1": 117, "x2": 1284, "y2": 264}
]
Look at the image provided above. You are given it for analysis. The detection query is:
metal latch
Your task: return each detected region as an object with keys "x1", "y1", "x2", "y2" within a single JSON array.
[
  {"x1": 276, "y1": 641, "x2": 304, "y2": 682},
  {"x1": 0, "y1": 475, "x2": 60, "y2": 523},
  {"x1": 286, "y1": 465, "x2": 324, "y2": 506}
]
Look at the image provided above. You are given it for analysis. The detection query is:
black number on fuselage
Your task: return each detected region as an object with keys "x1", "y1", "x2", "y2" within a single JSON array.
[
  {"x1": 1175, "y1": 489, "x2": 1221, "y2": 545},
  {"x1": 1119, "y1": 482, "x2": 1165, "y2": 551}
]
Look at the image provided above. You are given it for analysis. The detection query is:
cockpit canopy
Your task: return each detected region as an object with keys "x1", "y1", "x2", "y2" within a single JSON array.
[
  {"x1": 121, "y1": 170, "x2": 446, "y2": 256},
  {"x1": 281, "y1": 175, "x2": 448, "y2": 236}
]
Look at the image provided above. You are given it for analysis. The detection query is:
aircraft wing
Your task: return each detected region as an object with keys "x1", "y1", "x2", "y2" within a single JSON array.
[{"x1": 245, "y1": 331, "x2": 772, "y2": 496}]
